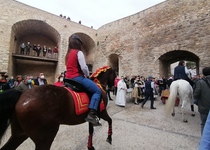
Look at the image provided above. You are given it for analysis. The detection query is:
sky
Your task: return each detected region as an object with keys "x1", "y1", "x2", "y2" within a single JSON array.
[{"x1": 16, "y1": 0, "x2": 165, "y2": 29}]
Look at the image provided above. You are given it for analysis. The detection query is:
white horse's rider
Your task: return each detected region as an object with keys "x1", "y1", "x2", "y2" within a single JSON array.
[{"x1": 173, "y1": 60, "x2": 194, "y2": 88}]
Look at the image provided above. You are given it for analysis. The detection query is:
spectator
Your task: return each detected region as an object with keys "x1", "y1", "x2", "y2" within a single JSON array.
[
  {"x1": 130, "y1": 76, "x2": 135, "y2": 88},
  {"x1": 47, "y1": 47, "x2": 52, "y2": 58},
  {"x1": 34, "y1": 73, "x2": 48, "y2": 86},
  {"x1": 53, "y1": 46, "x2": 58, "y2": 58},
  {"x1": 8, "y1": 75, "x2": 15, "y2": 88},
  {"x1": 32, "y1": 44, "x2": 37, "y2": 56},
  {"x1": 54, "y1": 74, "x2": 64, "y2": 87},
  {"x1": 141, "y1": 76, "x2": 156, "y2": 109},
  {"x1": 157, "y1": 77, "x2": 165, "y2": 96},
  {"x1": 193, "y1": 67, "x2": 210, "y2": 135},
  {"x1": 167, "y1": 76, "x2": 173, "y2": 88},
  {"x1": 20, "y1": 43, "x2": 25, "y2": 55},
  {"x1": 114, "y1": 75, "x2": 120, "y2": 95},
  {"x1": 36, "y1": 44, "x2": 41, "y2": 57},
  {"x1": 0, "y1": 73, "x2": 10, "y2": 92},
  {"x1": 131, "y1": 76, "x2": 141, "y2": 105},
  {"x1": 115, "y1": 76, "x2": 127, "y2": 107},
  {"x1": 25, "y1": 42, "x2": 31, "y2": 55},
  {"x1": 14, "y1": 75, "x2": 23, "y2": 88},
  {"x1": 15, "y1": 75, "x2": 34, "y2": 92},
  {"x1": 43, "y1": 45, "x2": 47, "y2": 57}
]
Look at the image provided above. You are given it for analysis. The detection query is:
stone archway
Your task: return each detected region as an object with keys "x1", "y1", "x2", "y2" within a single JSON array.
[
  {"x1": 108, "y1": 54, "x2": 119, "y2": 74},
  {"x1": 159, "y1": 50, "x2": 199, "y2": 78},
  {"x1": 10, "y1": 19, "x2": 60, "y2": 84}
]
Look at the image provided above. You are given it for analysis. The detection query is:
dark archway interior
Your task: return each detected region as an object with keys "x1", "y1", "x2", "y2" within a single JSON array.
[
  {"x1": 108, "y1": 54, "x2": 119, "y2": 73},
  {"x1": 159, "y1": 50, "x2": 199, "y2": 78}
]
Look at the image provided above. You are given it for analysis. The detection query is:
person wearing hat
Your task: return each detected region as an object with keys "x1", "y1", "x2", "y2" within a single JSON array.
[
  {"x1": 141, "y1": 76, "x2": 156, "y2": 109},
  {"x1": 194, "y1": 67, "x2": 210, "y2": 135},
  {"x1": 65, "y1": 34, "x2": 102, "y2": 126}
]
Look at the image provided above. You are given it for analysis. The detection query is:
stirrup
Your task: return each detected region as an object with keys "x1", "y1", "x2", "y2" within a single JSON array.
[{"x1": 85, "y1": 115, "x2": 102, "y2": 126}]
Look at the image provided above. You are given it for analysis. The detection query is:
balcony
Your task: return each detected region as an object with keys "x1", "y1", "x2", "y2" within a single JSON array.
[{"x1": 12, "y1": 53, "x2": 58, "y2": 62}]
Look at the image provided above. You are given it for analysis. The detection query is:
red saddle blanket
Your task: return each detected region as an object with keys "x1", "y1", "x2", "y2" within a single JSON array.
[{"x1": 65, "y1": 87, "x2": 105, "y2": 115}]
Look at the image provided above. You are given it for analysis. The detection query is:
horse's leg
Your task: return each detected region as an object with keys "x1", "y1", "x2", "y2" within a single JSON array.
[
  {"x1": 0, "y1": 117, "x2": 28, "y2": 150},
  {"x1": 171, "y1": 107, "x2": 175, "y2": 117},
  {"x1": 26, "y1": 123, "x2": 59, "y2": 150},
  {"x1": 87, "y1": 123, "x2": 95, "y2": 150},
  {"x1": 181, "y1": 99, "x2": 188, "y2": 123},
  {"x1": 31, "y1": 123, "x2": 59, "y2": 150},
  {"x1": 99, "y1": 110, "x2": 112, "y2": 144}
]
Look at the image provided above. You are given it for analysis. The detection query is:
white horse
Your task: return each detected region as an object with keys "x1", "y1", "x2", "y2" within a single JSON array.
[{"x1": 165, "y1": 79, "x2": 195, "y2": 122}]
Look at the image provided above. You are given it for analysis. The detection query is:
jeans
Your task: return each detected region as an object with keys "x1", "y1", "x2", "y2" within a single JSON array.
[{"x1": 72, "y1": 76, "x2": 102, "y2": 110}]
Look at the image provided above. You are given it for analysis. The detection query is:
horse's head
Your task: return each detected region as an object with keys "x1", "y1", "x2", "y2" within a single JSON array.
[{"x1": 90, "y1": 66, "x2": 116, "y2": 89}]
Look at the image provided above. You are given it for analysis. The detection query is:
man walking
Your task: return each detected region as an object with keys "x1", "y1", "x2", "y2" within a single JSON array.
[{"x1": 141, "y1": 76, "x2": 156, "y2": 109}]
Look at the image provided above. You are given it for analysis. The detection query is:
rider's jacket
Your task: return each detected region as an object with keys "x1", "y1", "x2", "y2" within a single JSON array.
[
  {"x1": 174, "y1": 65, "x2": 188, "y2": 80},
  {"x1": 65, "y1": 49, "x2": 84, "y2": 79}
]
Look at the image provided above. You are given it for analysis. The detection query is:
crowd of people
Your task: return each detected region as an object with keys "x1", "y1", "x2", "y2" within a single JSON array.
[
  {"x1": 0, "y1": 72, "x2": 51, "y2": 92},
  {"x1": 19, "y1": 42, "x2": 58, "y2": 59},
  {"x1": 112, "y1": 73, "x2": 174, "y2": 108},
  {"x1": 109, "y1": 61, "x2": 210, "y2": 149}
]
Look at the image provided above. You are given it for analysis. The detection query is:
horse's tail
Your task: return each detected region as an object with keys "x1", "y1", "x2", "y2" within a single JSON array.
[
  {"x1": 165, "y1": 82, "x2": 178, "y2": 116},
  {"x1": 0, "y1": 89, "x2": 22, "y2": 142}
]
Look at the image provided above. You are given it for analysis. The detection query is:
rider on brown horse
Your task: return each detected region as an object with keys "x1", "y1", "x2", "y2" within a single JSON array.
[{"x1": 65, "y1": 34, "x2": 102, "y2": 126}]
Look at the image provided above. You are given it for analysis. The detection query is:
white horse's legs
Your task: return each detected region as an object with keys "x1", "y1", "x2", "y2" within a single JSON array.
[
  {"x1": 181, "y1": 99, "x2": 188, "y2": 123},
  {"x1": 171, "y1": 107, "x2": 175, "y2": 117}
]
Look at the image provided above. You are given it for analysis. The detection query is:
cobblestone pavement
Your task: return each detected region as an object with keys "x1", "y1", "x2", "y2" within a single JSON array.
[{"x1": 1, "y1": 94, "x2": 201, "y2": 150}]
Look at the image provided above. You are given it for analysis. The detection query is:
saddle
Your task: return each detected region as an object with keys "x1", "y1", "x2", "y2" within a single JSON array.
[
  {"x1": 63, "y1": 78, "x2": 86, "y2": 92},
  {"x1": 63, "y1": 78, "x2": 105, "y2": 115}
]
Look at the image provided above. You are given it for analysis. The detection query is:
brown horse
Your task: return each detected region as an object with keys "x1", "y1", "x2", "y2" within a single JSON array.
[{"x1": 0, "y1": 66, "x2": 116, "y2": 150}]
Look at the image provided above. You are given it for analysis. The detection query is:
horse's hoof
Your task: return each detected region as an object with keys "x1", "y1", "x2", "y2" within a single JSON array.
[
  {"x1": 88, "y1": 146, "x2": 95, "y2": 150},
  {"x1": 191, "y1": 114, "x2": 195, "y2": 117},
  {"x1": 183, "y1": 120, "x2": 188, "y2": 123},
  {"x1": 106, "y1": 138, "x2": 112, "y2": 144},
  {"x1": 171, "y1": 113, "x2": 175, "y2": 117}
]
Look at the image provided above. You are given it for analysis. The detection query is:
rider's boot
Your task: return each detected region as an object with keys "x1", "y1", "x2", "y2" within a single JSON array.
[{"x1": 85, "y1": 109, "x2": 102, "y2": 126}]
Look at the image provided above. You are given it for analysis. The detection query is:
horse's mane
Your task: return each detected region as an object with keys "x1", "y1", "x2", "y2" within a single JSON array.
[{"x1": 90, "y1": 66, "x2": 111, "y2": 79}]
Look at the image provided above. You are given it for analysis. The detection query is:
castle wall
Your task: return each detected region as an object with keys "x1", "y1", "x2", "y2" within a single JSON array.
[{"x1": 97, "y1": 0, "x2": 210, "y2": 77}]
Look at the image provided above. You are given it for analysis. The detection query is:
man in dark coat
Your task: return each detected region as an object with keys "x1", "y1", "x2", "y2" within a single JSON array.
[
  {"x1": 34, "y1": 73, "x2": 48, "y2": 86},
  {"x1": 174, "y1": 60, "x2": 194, "y2": 87},
  {"x1": 141, "y1": 76, "x2": 156, "y2": 109},
  {"x1": 194, "y1": 67, "x2": 210, "y2": 135}
]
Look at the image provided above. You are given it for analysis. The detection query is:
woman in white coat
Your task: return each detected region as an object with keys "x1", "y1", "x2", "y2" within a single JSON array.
[{"x1": 115, "y1": 76, "x2": 127, "y2": 107}]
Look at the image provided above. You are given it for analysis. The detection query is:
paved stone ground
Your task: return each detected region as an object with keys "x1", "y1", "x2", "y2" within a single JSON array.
[{"x1": 1, "y1": 94, "x2": 201, "y2": 150}]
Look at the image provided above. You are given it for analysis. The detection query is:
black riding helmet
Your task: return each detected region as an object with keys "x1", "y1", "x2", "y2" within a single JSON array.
[{"x1": 71, "y1": 34, "x2": 83, "y2": 45}]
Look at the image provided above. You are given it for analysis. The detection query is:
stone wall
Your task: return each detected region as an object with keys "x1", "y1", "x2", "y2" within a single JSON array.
[
  {"x1": 96, "y1": 0, "x2": 210, "y2": 77},
  {"x1": 0, "y1": 0, "x2": 210, "y2": 83}
]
